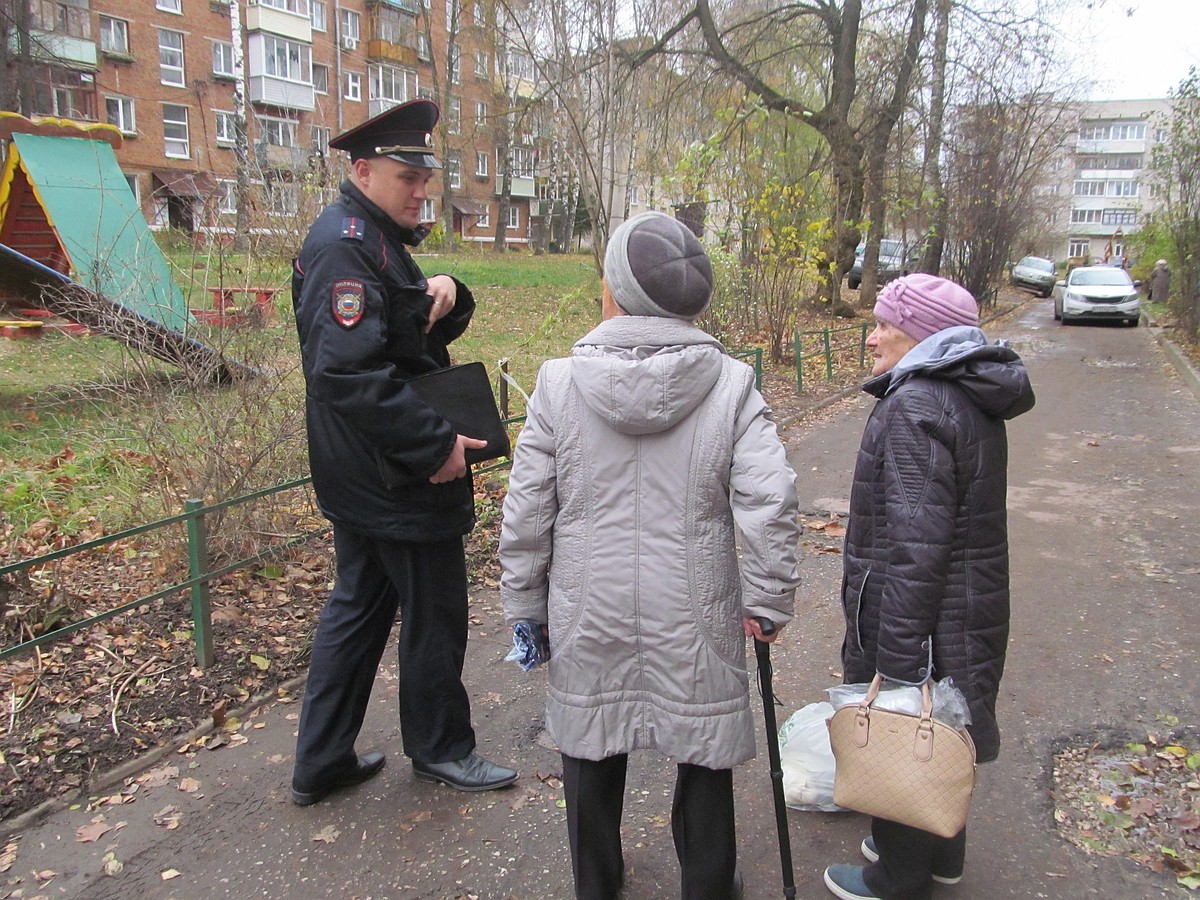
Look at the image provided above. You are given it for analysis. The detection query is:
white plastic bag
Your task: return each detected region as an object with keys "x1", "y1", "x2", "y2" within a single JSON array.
[{"x1": 777, "y1": 701, "x2": 846, "y2": 812}]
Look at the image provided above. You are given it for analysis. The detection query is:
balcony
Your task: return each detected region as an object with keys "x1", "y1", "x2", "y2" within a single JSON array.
[
  {"x1": 258, "y1": 144, "x2": 313, "y2": 171},
  {"x1": 496, "y1": 174, "x2": 536, "y2": 199},
  {"x1": 366, "y1": 40, "x2": 417, "y2": 66},
  {"x1": 246, "y1": 4, "x2": 312, "y2": 42},
  {"x1": 26, "y1": 30, "x2": 97, "y2": 69},
  {"x1": 249, "y1": 75, "x2": 315, "y2": 111}
]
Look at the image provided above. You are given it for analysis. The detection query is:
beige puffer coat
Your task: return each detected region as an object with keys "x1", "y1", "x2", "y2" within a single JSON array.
[{"x1": 500, "y1": 317, "x2": 801, "y2": 769}]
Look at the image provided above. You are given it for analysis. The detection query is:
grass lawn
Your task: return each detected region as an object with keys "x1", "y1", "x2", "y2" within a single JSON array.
[{"x1": 0, "y1": 250, "x2": 603, "y2": 543}]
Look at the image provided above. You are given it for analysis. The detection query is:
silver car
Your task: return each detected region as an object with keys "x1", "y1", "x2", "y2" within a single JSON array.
[
  {"x1": 1054, "y1": 266, "x2": 1141, "y2": 327},
  {"x1": 1009, "y1": 256, "x2": 1056, "y2": 297}
]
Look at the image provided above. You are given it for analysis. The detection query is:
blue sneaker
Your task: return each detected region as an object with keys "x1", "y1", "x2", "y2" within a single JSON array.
[
  {"x1": 823, "y1": 864, "x2": 880, "y2": 900},
  {"x1": 860, "y1": 836, "x2": 963, "y2": 885}
]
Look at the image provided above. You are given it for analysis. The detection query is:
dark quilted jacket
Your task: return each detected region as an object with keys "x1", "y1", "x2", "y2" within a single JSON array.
[{"x1": 840, "y1": 327, "x2": 1035, "y2": 762}]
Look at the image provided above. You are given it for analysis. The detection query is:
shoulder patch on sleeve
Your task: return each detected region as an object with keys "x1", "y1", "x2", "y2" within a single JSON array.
[
  {"x1": 331, "y1": 279, "x2": 366, "y2": 328},
  {"x1": 340, "y1": 216, "x2": 366, "y2": 241}
]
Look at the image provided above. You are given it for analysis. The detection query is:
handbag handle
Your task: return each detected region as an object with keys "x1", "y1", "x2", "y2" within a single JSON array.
[{"x1": 859, "y1": 674, "x2": 935, "y2": 721}]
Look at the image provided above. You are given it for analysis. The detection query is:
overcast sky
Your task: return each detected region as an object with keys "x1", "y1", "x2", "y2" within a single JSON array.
[{"x1": 1054, "y1": 0, "x2": 1200, "y2": 100}]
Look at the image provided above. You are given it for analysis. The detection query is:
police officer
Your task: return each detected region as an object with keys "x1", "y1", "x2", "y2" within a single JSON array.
[{"x1": 290, "y1": 99, "x2": 517, "y2": 805}]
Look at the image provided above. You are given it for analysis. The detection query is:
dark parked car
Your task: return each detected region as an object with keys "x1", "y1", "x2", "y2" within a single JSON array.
[
  {"x1": 1053, "y1": 265, "x2": 1141, "y2": 326},
  {"x1": 1009, "y1": 256, "x2": 1057, "y2": 297},
  {"x1": 847, "y1": 239, "x2": 918, "y2": 290}
]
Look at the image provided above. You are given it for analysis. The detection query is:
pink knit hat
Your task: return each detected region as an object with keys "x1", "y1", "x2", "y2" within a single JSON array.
[{"x1": 873, "y1": 273, "x2": 979, "y2": 343}]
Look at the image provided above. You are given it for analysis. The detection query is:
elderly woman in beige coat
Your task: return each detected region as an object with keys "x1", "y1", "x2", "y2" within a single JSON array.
[{"x1": 500, "y1": 212, "x2": 802, "y2": 900}]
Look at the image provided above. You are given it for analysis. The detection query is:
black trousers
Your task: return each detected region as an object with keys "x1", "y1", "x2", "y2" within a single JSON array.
[
  {"x1": 561, "y1": 753, "x2": 737, "y2": 900},
  {"x1": 862, "y1": 817, "x2": 967, "y2": 900},
  {"x1": 293, "y1": 527, "x2": 475, "y2": 785}
]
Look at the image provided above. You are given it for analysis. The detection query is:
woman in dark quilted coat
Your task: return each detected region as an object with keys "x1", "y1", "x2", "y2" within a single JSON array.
[{"x1": 823, "y1": 274, "x2": 1035, "y2": 900}]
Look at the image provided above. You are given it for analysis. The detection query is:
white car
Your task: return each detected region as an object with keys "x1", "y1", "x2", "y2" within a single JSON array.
[{"x1": 1054, "y1": 266, "x2": 1141, "y2": 327}]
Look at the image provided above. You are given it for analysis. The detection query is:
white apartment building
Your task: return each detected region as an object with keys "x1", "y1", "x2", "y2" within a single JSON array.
[{"x1": 1058, "y1": 98, "x2": 1170, "y2": 264}]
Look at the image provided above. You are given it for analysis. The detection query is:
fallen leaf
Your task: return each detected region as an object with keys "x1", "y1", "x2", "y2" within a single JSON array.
[
  {"x1": 250, "y1": 654, "x2": 270, "y2": 670},
  {"x1": 76, "y1": 820, "x2": 112, "y2": 843},
  {"x1": 312, "y1": 825, "x2": 340, "y2": 843},
  {"x1": 101, "y1": 852, "x2": 123, "y2": 876},
  {"x1": 178, "y1": 777, "x2": 202, "y2": 793},
  {"x1": 161, "y1": 868, "x2": 182, "y2": 880}
]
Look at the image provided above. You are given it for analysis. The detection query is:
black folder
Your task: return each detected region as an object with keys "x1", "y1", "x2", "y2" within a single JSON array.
[{"x1": 406, "y1": 361, "x2": 511, "y2": 465}]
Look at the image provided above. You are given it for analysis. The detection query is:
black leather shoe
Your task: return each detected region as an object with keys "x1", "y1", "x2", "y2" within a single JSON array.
[
  {"x1": 291, "y1": 751, "x2": 386, "y2": 806},
  {"x1": 412, "y1": 752, "x2": 518, "y2": 792}
]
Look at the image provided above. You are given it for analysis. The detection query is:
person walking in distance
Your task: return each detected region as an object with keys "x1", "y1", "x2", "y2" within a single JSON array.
[{"x1": 289, "y1": 99, "x2": 517, "y2": 805}]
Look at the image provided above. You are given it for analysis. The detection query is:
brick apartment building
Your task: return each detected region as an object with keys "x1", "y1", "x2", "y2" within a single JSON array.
[{"x1": 2, "y1": 0, "x2": 536, "y2": 245}]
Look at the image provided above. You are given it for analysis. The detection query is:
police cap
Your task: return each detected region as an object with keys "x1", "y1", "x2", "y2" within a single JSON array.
[{"x1": 328, "y1": 99, "x2": 442, "y2": 169}]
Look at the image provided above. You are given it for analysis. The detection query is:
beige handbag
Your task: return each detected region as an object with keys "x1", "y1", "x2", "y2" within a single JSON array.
[{"x1": 828, "y1": 675, "x2": 976, "y2": 838}]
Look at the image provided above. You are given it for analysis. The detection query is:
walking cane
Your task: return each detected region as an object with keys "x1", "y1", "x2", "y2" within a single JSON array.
[{"x1": 754, "y1": 617, "x2": 796, "y2": 899}]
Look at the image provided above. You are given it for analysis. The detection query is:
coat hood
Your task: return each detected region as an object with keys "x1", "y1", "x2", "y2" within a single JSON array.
[
  {"x1": 569, "y1": 317, "x2": 727, "y2": 435},
  {"x1": 864, "y1": 325, "x2": 1036, "y2": 420}
]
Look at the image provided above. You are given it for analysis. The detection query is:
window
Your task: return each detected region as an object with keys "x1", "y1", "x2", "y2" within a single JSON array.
[
  {"x1": 418, "y1": 85, "x2": 433, "y2": 101},
  {"x1": 33, "y1": 67, "x2": 96, "y2": 118},
  {"x1": 369, "y1": 64, "x2": 417, "y2": 105},
  {"x1": 506, "y1": 50, "x2": 534, "y2": 82},
  {"x1": 265, "y1": 182, "x2": 300, "y2": 217},
  {"x1": 259, "y1": 114, "x2": 298, "y2": 147},
  {"x1": 506, "y1": 205, "x2": 519, "y2": 229},
  {"x1": 476, "y1": 207, "x2": 489, "y2": 228},
  {"x1": 311, "y1": 0, "x2": 326, "y2": 30},
  {"x1": 475, "y1": 100, "x2": 487, "y2": 126},
  {"x1": 446, "y1": 0, "x2": 459, "y2": 28},
  {"x1": 156, "y1": 0, "x2": 181, "y2": 13},
  {"x1": 260, "y1": 0, "x2": 309, "y2": 14},
  {"x1": 339, "y1": 9, "x2": 360, "y2": 43},
  {"x1": 1078, "y1": 124, "x2": 1108, "y2": 141},
  {"x1": 1155, "y1": 128, "x2": 1168, "y2": 143},
  {"x1": 1107, "y1": 180, "x2": 1138, "y2": 197},
  {"x1": 1073, "y1": 180, "x2": 1104, "y2": 196},
  {"x1": 158, "y1": 29, "x2": 185, "y2": 86},
  {"x1": 105, "y1": 96, "x2": 135, "y2": 134},
  {"x1": 313, "y1": 63, "x2": 329, "y2": 94},
  {"x1": 447, "y1": 152, "x2": 461, "y2": 188},
  {"x1": 213, "y1": 41, "x2": 234, "y2": 77},
  {"x1": 510, "y1": 146, "x2": 534, "y2": 178},
  {"x1": 345, "y1": 72, "x2": 362, "y2": 101},
  {"x1": 163, "y1": 103, "x2": 189, "y2": 158},
  {"x1": 449, "y1": 46, "x2": 461, "y2": 83},
  {"x1": 1110, "y1": 123, "x2": 1145, "y2": 141},
  {"x1": 417, "y1": 33, "x2": 430, "y2": 61},
  {"x1": 447, "y1": 97, "x2": 460, "y2": 133},
  {"x1": 476, "y1": 151, "x2": 488, "y2": 176},
  {"x1": 99, "y1": 16, "x2": 129, "y2": 53},
  {"x1": 1102, "y1": 209, "x2": 1137, "y2": 226},
  {"x1": 1070, "y1": 208, "x2": 1102, "y2": 224},
  {"x1": 1068, "y1": 239, "x2": 1090, "y2": 258},
  {"x1": 215, "y1": 110, "x2": 236, "y2": 143},
  {"x1": 31, "y1": 0, "x2": 90, "y2": 38},
  {"x1": 312, "y1": 125, "x2": 330, "y2": 153},
  {"x1": 124, "y1": 174, "x2": 139, "y2": 202},
  {"x1": 628, "y1": 184, "x2": 641, "y2": 206},
  {"x1": 217, "y1": 180, "x2": 237, "y2": 214},
  {"x1": 263, "y1": 36, "x2": 312, "y2": 83},
  {"x1": 420, "y1": 198, "x2": 435, "y2": 222},
  {"x1": 474, "y1": 50, "x2": 489, "y2": 79}
]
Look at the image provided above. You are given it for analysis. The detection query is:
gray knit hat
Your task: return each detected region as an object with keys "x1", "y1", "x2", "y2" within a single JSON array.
[{"x1": 603, "y1": 211, "x2": 713, "y2": 319}]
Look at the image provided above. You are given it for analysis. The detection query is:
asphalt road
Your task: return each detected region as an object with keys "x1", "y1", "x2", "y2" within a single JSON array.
[{"x1": 4, "y1": 297, "x2": 1199, "y2": 899}]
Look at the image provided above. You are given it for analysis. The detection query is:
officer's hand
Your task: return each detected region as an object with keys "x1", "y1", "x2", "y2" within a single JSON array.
[
  {"x1": 425, "y1": 275, "x2": 457, "y2": 333},
  {"x1": 743, "y1": 617, "x2": 785, "y2": 644},
  {"x1": 430, "y1": 434, "x2": 488, "y2": 483}
]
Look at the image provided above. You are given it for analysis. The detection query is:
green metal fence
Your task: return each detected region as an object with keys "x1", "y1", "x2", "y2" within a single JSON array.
[
  {"x1": 794, "y1": 323, "x2": 870, "y2": 391},
  {"x1": 2, "y1": 348, "x2": 764, "y2": 668}
]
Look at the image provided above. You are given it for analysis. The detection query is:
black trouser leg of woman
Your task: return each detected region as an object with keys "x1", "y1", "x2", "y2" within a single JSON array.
[
  {"x1": 863, "y1": 817, "x2": 966, "y2": 900},
  {"x1": 671, "y1": 763, "x2": 737, "y2": 900},
  {"x1": 562, "y1": 752, "x2": 628, "y2": 900}
]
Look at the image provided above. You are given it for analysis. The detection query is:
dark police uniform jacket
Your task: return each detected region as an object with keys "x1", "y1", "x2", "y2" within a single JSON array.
[{"x1": 292, "y1": 179, "x2": 476, "y2": 541}]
